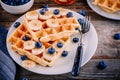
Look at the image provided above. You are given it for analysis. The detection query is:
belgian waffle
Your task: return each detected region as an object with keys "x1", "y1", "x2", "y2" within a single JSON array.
[
  {"x1": 93, "y1": 0, "x2": 120, "y2": 13},
  {"x1": 8, "y1": 8, "x2": 81, "y2": 67}
]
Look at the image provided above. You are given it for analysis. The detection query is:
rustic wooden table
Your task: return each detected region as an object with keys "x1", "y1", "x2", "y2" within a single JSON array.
[{"x1": 0, "y1": 0, "x2": 120, "y2": 80}]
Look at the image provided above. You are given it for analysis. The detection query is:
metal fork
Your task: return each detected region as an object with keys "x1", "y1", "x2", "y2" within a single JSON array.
[{"x1": 71, "y1": 16, "x2": 91, "y2": 76}]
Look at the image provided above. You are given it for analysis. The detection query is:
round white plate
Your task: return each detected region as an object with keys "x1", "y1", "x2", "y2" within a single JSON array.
[
  {"x1": 87, "y1": 0, "x2": 120, "y2": 20},
  {"x1": 6, "y1": 8, "x2": 98, "y2": 75}
]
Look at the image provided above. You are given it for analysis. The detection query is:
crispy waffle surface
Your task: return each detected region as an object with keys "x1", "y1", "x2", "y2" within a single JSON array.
[
  {"x1": 8, "y1": 8, "x2": 81, "y2": 67},
  {"x1": 93, "y1": 0, "x2": 120, "y2": 13}
]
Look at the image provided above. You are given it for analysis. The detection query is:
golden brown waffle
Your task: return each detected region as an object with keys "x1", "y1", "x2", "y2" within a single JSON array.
[
  {"x1": 8, "y1": 8, "x2": 81, "y2": 67},
  {"x1": 93, "y1": 0, "x2": 120, "y2": 13}
]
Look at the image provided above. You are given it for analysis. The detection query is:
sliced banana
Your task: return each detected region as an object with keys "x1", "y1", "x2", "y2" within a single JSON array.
[
  {"x1": 24, "y1": 41, "x2": 35, "y2": 50},
  {"x1": 39, "y1": 10, "x2": 53, "y2": 20},
  {"x1": 58, "y1": 0, "x2": 67, "y2": 2},
  {"x1": 25, "y1": 11, "x2": 39, "y2": 20},
  {"x1": 28, "y1": 20, "x2": 42, "y2": 31},
  {"x1": 22, "y1": 60, "x2": 36, "y2": 68},
  {"x1": 32, "y1": 45, "x2": 45, "y2": 55},
  {"x1": 59, "y1": 8, "x2": 69, "y2": 16},
  {"x1": 43, "y1": 50, "x2": 56, "y2": 61},
  {"x1": 46, "y1": 19, "x2": 59, "y2": 28}
]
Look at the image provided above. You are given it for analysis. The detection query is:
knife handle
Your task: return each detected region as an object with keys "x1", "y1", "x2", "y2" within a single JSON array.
[{"x1": 71, "y1": 45, "x2": 83, "y2": 76}]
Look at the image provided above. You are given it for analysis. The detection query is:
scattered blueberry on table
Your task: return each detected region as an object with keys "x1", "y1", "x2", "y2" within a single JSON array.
[
  {"x1": 97, "y1": 61, "x2": 107, "y2": 70},
  {"x1": 73, "y1": 37, "x2": 79, "y2": 43},
  {"x1": 57, "y1": 42, "x2": 63, "y2": 48},
  {"x1": 14, "y1": 22, "x2": 21, "y2": 28},
  {"x1": 54, "y1": 9, "x2": 60, "y2": 15},
  {"x1": 113, "y1": 33, "x2": 120, "y2": 40},
  {"x1": 67, "y1": 12, "x2": 73, "y2": 17},
  {"x1": 21, "y1": 55, "x2": 27, "y2": 61},
  {"x1": 35, "y1": 42, "x2": 42, "y2": 48},
  {"x1": 79, "y1": 10, "x2": 86, "y2": 16},
  {"x1": 40, "y1": 9, "x2": 46, "y2": 15},
  {"x1": 62, "y1": 51, "x2": 68, "y2": 57},
  {"x1": 23, "y1": 35, "x2": 30, "y2": 41},
  {"x1": 48, "y1": 47, "x2": 55, "y2": 54},
  {"x1": 2, "y1": 0, "x2": 30, "y2": 6},
  {"x1": 22, "y1": 77, "x2": 29, "y2": 80}
]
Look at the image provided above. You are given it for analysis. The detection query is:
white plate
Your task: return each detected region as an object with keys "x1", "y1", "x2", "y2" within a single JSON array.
[
  {"x1": 87, "y1": 0, "x2": 120, "y2": 20},
  {"x1": 6, "y1": 8, "x2": 98, "y2": 75}
]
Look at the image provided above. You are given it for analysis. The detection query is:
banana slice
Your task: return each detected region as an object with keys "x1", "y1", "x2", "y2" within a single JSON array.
[
  {"x1": 58, "y1": 0, "x2": 67, "y2": 2},
  {"x1": 22, "y1": 60, "x2": 36, "y2": 68},
  {"x1": 39, "y1": 10, "x2": 53, "y2": 20},
  {"x1": 28, "y1": 20, "x2": 42, "y2": 31},
  {"x1": 25, "y1": 11, "x2": 39, "y2": 20},
  {"x1": 59, "y1": 8, "x2": 69, "y2": 16},
  {"x1": 46, "y1": 19, "x2": 59, "y2": 28},
  {"x1": 24, "y1": 41, "x2": 35, "y2": 50},
  {"x1": 43, "y1": 51, "x2": 56, "y2": 61},
  {"x1": 32, "y1": 45, "x2": 45, "y2": 55}
]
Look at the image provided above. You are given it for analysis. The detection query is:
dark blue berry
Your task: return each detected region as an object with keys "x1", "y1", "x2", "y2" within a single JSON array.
[
  {"x1": 97, "y1": 61, "x2": 107, "y2": 70},
  {"x1": 15, "y1": 0, "x2": 20, "y2": 3},
  {"x1": 23, "y1": 35, "x2": 30, "y2": 41},
  {"x1": 10, "y1": 2, "x2": 14, "y2": 6},
  {"x1": 35, "y1": 42, "x2": 42, "y2": 48},
  {"x1": 78, "y1": 18, "x2": 83, "y2": 25},
  {"x1": 57, "y1": 42, "x2": 63, "y2": 48},
  {"x1": 21, "y1": 55, "x2": 27, "y2": 61},
  {"x1": 67, "y1": 12, "x2": 73, "y2": 17},
  {"x1": 48, "y1": 48, "x2": 55, "y2": 54},
  {"x1": 14, "y1": 22, "x2": 21, "y2": 28},
  {"x1": 22, "y1": 77, "x2": 29, "y2": 80},
  {"x1": 40, "y1": 9, "x2": 46, "y2": 15},
  {"x1": 75, "y1": 28, "x2": 80, "y2": 31},
  {"x1": 21, "y1": 0, "x2": 25, "y2": 3},
  {"x1": 42, "y1": 5, "x2": 48, "y2": 9},
  {"x1": 24, "y1": 0, "x2": 30, "y2": 3},
  {"x1": 73, "y1": 37, "x2": 79, "y2": 43},
  {"x1": 5, "y1": 1, "x2": 10, "y2": 5},
  {"x1": 79, "y1": 10, "x2": 86, "y2": 16},
  {"x1": 62, "y1": 51, "x2": 68, "y2": 57},
  {"x1": 54, "y1": 9, "x2": 60, "y2": 15},
  {"x1": 113, "y1": 33, "x2": 120, "y2": 40}
]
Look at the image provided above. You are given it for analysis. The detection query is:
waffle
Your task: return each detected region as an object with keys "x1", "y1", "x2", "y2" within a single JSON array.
[
  {"x1": 8, "y1": 23, "x2": 70, "y2": 66},
  {"x1": 8, "y1": 8, "x2": 81, "y2": 67},
  {"x1": 93, "y1": 0, "x2": 120, "y2": 13}
]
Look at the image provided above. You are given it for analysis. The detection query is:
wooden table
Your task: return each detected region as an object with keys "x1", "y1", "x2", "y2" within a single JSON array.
[{"x1": 0, "y1": 0, "x2": 120, "y2": 80}]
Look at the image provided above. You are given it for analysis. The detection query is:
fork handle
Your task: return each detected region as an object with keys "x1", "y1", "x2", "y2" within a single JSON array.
[{"x1": 71, "y1": 45, "x2": 83, "y2": 76}]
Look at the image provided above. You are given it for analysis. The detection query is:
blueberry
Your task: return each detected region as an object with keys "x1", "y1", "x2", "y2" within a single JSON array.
[
  {"x1": 73, "y1": 37, "x2": 79, "y2": 43},
  {"x1": 78, "y1": 18, "x2": 83, "y2": 25},
  {"x1": 79, "y1": 10, "x2": 86, "y2": 16},
  {"x1": 97, "y1": 61, "x2": 107, "y2": 70},
  {"x1": 62, "y1": 51, "x2": 68, "y2": 57},
  {"x1": 54, "y1": 9, "x2": 60, "y2": 15},
  {"x1": 5, "y1": 1, "x2": 10, "y2": 5},
  {"x1": 40, "y1": 9, "x2": 46, "y2": 15},
  {"x1": 75, "y1": 28, "x2": 80, "y2": 31},
  {"x1": 21, "y1": 55, "x2": 27, "y2": 61},
  {"x1": 57, "y1": 42, "x2": 63, "y2": 48},
  {"x1": 24, "y1": 0, "x2": 30, "y2": 3},
  {"x1": 23, "y1": 35, "x2": 30, "y2": 41},
  {"x1": 21, "y1": 0, "x2": 25, "y2": 3},
  {"x1": 15, "y1": 0, "x2": 20, "y2": 3},
  {"x1": 14, "y1": 22, "x2": 21, "y2": 28},
  {"x1": 10, "y1": 2, "x2": 14, "y2": 6},
  {"x1": 35, "y1": 42, "x2": 42, "y2": 48},
  {"x1": 22, "y1": 77, "x2": 29, "y2": 80},
  {"x1": 67, "y1": 12, "x2": 73, "y2": 17},
  {"x1": 113, "y1": 33, "x2": 120, "y2": 40},
  {"x1": 48, "y1": 48, "x2": 55, "y2": 54},
  {"x1": 42, "y1": 5, "x2": 48, "y2": 11}
]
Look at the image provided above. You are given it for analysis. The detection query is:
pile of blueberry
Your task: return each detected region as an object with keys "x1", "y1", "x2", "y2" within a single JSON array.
[{"x1": 2, "y1": 0, "x2": 30, "y2": 6}]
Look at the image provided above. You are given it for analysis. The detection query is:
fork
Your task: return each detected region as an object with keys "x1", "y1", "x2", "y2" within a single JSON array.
[{"x1": 71, "y1": 16, "x2": 91, "y2": 76}]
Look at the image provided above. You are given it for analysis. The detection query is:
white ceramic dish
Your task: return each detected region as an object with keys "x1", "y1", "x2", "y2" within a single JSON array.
[
  {"x1": 0, "y1": 0, "x2": 34, "y2": 14},
  {"x1": 87, "y1": 0, "x2": 120, "y2": 20},
  {"x1": 6, "y1": 8, "x2": 98, "y2": 75}
]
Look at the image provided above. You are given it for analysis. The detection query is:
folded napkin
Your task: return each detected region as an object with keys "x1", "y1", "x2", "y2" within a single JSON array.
[{"x1": 0, "y1": 25, "x2": 16, "y2": 80}]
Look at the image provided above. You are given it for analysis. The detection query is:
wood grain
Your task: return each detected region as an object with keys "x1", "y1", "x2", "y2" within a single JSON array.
[{"x1": 0, "y1": 0, "x2": 120, "y2": 79}]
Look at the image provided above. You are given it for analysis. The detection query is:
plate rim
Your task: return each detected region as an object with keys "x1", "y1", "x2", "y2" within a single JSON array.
[
  {"x1": 87, "y1": 0, "x2": 120, "y2": 20},
  {"x1": 6, "y1": 7, "x2": 98, "y2": 75}
]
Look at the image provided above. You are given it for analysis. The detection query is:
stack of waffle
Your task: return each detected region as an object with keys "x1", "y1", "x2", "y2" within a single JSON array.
[{"x1": 8, "y1": 8, "x2": 81, "y2": 68}]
